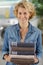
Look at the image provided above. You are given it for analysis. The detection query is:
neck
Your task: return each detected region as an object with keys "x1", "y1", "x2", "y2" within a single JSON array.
[{"x1": 19, "y1": 22, "x2": 29, "y2": 30}]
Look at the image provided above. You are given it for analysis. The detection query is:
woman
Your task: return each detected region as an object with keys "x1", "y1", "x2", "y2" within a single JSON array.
[{"x1": 2, "y1": 0, "x2": 42, "y2": 65}]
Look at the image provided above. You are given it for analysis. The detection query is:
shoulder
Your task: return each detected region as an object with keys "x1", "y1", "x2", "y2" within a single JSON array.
[
  {"x1": 31, "y1": 24, "x2": 42, "y2": 34},
  {"x1": 5, "y1": 24, "x2": 18, "y2": 32},
  {"x1": 4, "y1": 24, "x2": 18, "y2": 35}
]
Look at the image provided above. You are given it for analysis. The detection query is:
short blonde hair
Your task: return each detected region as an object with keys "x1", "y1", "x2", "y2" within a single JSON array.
[{"x1": 13, "y1": 1, "x2": 36, "y2": 20}]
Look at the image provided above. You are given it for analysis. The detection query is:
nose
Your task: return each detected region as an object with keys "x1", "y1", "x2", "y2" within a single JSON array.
[{"x1": 21, "y1": 14, "x2": 25, "y2": 18}]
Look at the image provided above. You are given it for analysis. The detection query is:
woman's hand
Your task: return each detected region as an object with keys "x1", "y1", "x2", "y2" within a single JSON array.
[
  {"x1": 34, "y1": 56, "x2": 39, "y2": 64},
  {"x1": 4, "y1": 55, "x2": 11, "y2": 62}
]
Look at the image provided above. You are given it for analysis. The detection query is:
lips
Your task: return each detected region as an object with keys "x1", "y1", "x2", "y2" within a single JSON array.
[{"x1": 21, "y1": 18, "x2": 27, "y2": 22}]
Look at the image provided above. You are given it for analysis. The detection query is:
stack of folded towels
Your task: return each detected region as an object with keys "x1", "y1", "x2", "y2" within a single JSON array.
[{"x1": 9, "y1": 42, "x2": 35, "y2": 64}]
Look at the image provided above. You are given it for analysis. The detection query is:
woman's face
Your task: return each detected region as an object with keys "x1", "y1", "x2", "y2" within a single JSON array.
[{"x1": 17, "y1": 7, "x2": 30, "y2": 28}]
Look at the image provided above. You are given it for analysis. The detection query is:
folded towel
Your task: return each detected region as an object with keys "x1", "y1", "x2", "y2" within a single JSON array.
[{"x1": 9, "y1": 42, "x2": 35, "y2": 55}]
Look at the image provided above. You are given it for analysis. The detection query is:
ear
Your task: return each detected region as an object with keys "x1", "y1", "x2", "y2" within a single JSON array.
[{"x1": 29, "y1": 12, "x2": 32, "y2": 19}]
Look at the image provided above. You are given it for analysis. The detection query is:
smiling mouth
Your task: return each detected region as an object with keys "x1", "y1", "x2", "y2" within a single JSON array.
[{"x1": 22, "y1": 18, "x2": 27, "y2": 21}]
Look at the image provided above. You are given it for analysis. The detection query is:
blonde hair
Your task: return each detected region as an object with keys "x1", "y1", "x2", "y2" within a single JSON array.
[{"x1": 13, "y1": 1, "x2": 36, "y2": 20}]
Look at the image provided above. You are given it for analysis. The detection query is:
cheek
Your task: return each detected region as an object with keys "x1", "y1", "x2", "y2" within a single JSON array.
[
  {"x1": 25, "y1": 14, "x2": 30, "y2": 19},
  {"x1": 25, "y1": 16, "x2": 29, "y2": 19},
  {"x1": 17, "y1": 15, "x2": 21, "y2": 19}
]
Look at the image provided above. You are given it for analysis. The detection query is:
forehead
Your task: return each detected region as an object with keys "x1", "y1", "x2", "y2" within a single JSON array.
[{"x1": 18, "y1": 7, "x2": 28, "y2": 12}]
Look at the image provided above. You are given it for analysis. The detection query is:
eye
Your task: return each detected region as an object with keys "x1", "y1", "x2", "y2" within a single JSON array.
[
  {"x1": 19, "y1": 12, "x2": 22, "y2": 15},
  {"x1": 24, "y1": 12, "x2": 27, "y2": 15}
]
